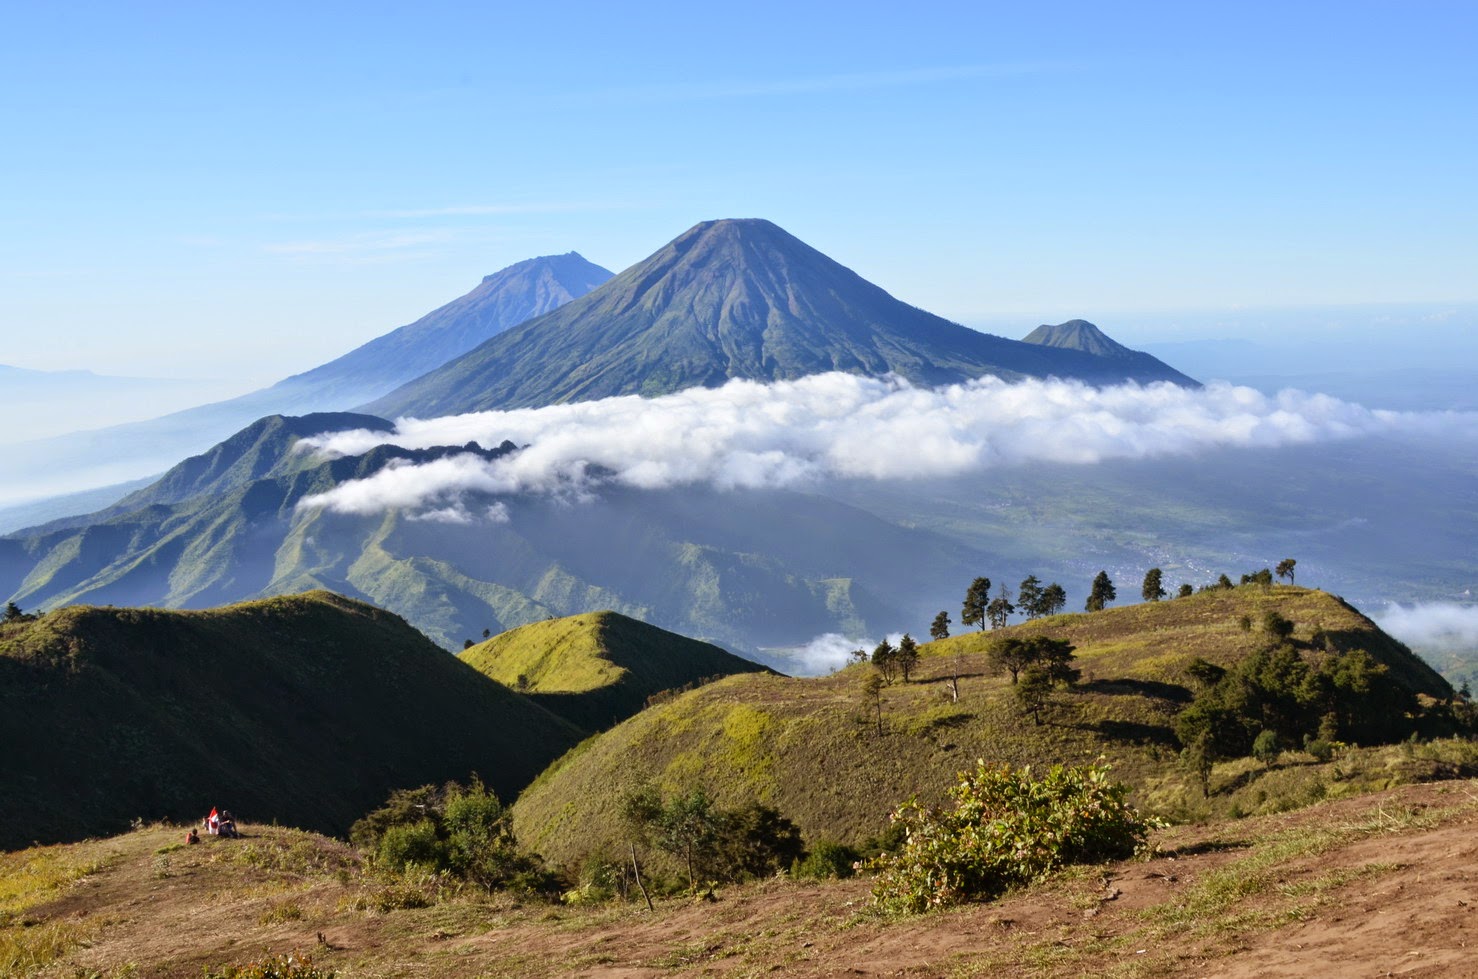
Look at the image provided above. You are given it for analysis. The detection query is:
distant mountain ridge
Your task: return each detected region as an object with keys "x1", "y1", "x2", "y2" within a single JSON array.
[
  {"x1": 366, "y1": 219, "x2": 1197, "y2": 418},
  {"x1": 2, "y1": 253, "x2": 611, "y2": 507},
  {"x1": 268, "y1": 251, "x2": 613, "y2": 408}
]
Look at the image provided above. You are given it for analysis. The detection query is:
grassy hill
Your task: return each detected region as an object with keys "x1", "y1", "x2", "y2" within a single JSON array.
[
  {"x1": 0, "y1": 591, "x2": 581, "y2": 850},
  {"x1": 459, "y1": 610, "x2": 770, "y2": 731},
  {"x1": 510, "y1": 586, "x2": 1455, "y2": 870}
]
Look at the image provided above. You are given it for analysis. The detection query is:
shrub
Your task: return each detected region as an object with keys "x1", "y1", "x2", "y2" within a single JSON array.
[
  {"x1": 356, "y1": 779, "x2": 552, "y2": 893},
  {"x1": 376, "y1": 820, "x2": 440, "y2": 872},
  {"x1": 791, "y1": 840, "x2": 860, "y2": 880},
  {"x1": 1305, "y1": 738, "x2": 1336, "y2": 762},
  {"x1": 868, "y1": 760, "x2": 1155, "y2": 913},
  {"x1": 1252, "y1": 729, "x2": 1282, "y2": 767}
]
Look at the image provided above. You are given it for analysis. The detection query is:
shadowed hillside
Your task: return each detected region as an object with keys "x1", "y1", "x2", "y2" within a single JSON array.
[
  {"x1": 459, "y1": 610, "x2": 770, "y2": 730},
  {"x1": 510, "y1": 586, "x2": 1455, "y2": 870},
  {"x1": 0, "y1": 591, "x2": 581, "y2": 849}
]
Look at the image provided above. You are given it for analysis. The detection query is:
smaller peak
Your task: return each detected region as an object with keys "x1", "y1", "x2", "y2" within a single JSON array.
[{"x1": 1021, "y1": 320, "x2": 1132, "y2": 358}]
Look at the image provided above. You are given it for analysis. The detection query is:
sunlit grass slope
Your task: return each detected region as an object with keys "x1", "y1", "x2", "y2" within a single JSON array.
[
  {"x1": 459, "y1": 610, "x2": 769, "y2": 730},
  {"x1": 511, "y1": 586, "x2": 1453, "y2": 870},
  {"x1": 0, "y1": 591, "x2": 581, "y2": 850}
]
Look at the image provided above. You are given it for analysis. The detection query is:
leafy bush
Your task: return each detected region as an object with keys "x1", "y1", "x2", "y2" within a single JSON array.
[
  {"x1": 1304, "y1": 738, "x2": 1336, "y2": 762},
  {"x1": 1252, "y1": 729, "x2": 1282, "y2": 766},
  {"x1": 621, "y1": 787, "x2": 805, "y2": 888},
  {"x1": 561, "y1": 856, "x2": 623, "y2": 905},
  {"x1": 791, "y1": 840, "x2": 860, "y2": 880},
  {"x1": 354, "y1": 779, "x2": 552, "y2": 893},
  {"x1": 868, "y1": 760, "x2": 1155, "y2": 913},
  {"x1": 376, "y1": 820, "x2": 440, "y2": 871}
]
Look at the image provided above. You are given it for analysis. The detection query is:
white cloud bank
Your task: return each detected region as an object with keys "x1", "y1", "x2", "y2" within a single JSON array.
[
  {"x1": 295, "y1": 373, "x2": 1475, "y2": 519},
  {"x1": 1375, "y1": 602, "x2": 1478, "y2": 652},
  {"x1": 771, "y1": 631, "x2": 913, "y2": 676}
]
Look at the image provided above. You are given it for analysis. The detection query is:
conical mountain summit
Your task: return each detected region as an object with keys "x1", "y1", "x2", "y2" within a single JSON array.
[
  {"x1": 365, "y1": 219, "x2": 1196, "y2": 418},
  {"x1": 1022, "y1": 319, "x2": 1133, "y2": 358}
]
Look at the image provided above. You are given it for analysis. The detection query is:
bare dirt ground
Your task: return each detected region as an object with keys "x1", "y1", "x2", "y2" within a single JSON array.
[{"x1": 14, "y1": 779, "x2": 1478, "y2": 978}]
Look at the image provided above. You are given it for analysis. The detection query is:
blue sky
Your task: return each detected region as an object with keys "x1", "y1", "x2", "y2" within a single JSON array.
[{"x1": 2, "y1": 1, "x2": 1474, "y2": 383}]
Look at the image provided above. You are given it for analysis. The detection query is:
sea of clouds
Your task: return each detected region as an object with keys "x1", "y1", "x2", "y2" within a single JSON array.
[
  {"x1": 1375, "y1": 602, "x2": 1478, "y2": 653},
  {"x1": 295, "y1": 373, "x2": 1473, "y2": 521}
]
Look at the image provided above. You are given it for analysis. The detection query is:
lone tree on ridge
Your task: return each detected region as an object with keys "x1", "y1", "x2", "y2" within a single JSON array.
[
  {"x1": 1141, "y1": 568, "x2": 1166, "y2": 603},
  {"x1": 1086, "y1": 571, "x2": 1116, "y2": 612},
  {"x1": 962, "y1": 577, "x2": 992, "y2": 632}
]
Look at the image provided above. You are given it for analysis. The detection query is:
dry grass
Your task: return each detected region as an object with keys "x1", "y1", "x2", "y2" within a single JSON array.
[{"x1": 8, "y1": 782, "x2": 1478, "y2": 978}]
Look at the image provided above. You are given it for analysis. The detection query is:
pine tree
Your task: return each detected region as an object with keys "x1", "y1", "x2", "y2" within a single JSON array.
[
  {"x1": 1086, "y1": 571, "x2": 1116, "y2": 612},
  {"x1": 962, "y1": 577, "x2": 992, "y2": 632},
  {"x1": 1276, "y1": 558, "x2": 1297, "y2": 585},
  {"x1": 1141, "y1": 568, "x2": 1166, "y2": 603},
  {"x1": 986, "y1": 583, "x2": 1015, "y2": 630},
  {"x1": 872, "y1": 638, "x2": 899, "y2": 684},
  {"x1": 1040, "y1": 583, "x2": 1067, "y2": 616},
  {"x1": 896, "y1": 634, "x2": 919, "y2": 683},
  {"x1": 1018, "y1": 575, "x2": 1044, "y2": 619},
  {"x1": 929, "y1": 611, "x2": 951, "y2": 641}
]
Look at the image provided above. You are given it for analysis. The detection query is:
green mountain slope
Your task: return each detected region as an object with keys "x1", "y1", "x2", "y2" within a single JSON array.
[
  {"x1": 509, "y1": 587, "x2": 1453, "y2": 870},
  {"x1": 0, "y1": 591, "x2": 581, "y2": 849},
  {"x1": 1, "y1": 413, "x2": 978, "y2": 658},
  {"x1": 366, "y1": 219, "x2": 1197, "y2": 418},
  {"x1": 459, "y1": 610, "x2": 769, "y2": 730}
]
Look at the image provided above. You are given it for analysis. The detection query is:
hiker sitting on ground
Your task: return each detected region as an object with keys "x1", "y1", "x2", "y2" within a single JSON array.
[{"x1": 186, "y1": 828, "x2": 200, "y2": 844}]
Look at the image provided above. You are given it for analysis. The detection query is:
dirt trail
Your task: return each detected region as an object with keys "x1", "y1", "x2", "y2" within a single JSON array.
[{"x1": 23, "y1": 780, "x2": 1478, "y2": 978}]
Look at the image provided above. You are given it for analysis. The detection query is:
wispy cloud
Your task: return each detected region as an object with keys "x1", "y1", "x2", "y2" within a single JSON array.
[{"x1": 294, "y1": 373, "x2": 1478, "y2": 521}]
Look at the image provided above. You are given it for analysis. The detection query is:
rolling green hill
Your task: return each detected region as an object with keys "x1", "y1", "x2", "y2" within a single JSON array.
[
  {"x1": 0, "y1": 591, "x2": 581, "y2": 850},
  {"x1": 509, "y1": 586, "x2": 1454, "y2": 870},
  {"x1": 365, "y1": 219, "x2": 1197, "y2": 419},
  {"x1": 459, "y1": 610, "x2": 769, "y2": 730},
  {"x1": 1, "y1": 410, "x2": 981, "y2": 657}
]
